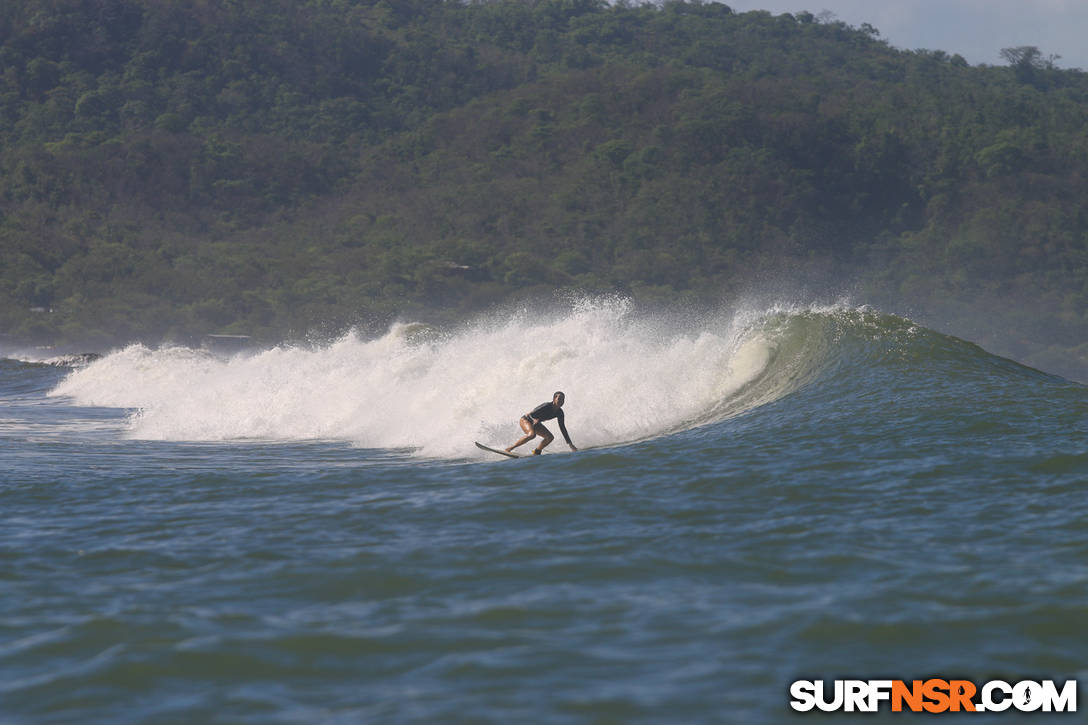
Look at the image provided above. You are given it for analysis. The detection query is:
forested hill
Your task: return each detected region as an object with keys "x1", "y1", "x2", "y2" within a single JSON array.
[{"x1": 2, "y1": 1, "x2": 1088, "y2": 379}]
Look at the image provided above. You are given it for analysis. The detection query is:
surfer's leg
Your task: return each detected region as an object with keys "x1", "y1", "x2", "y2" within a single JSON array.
[
  {"x1": 533, "y1": 425, "x2": 554, "y2": 454},
  {"x1": 507, "y1": 416, "x2": 537, "y2": 451}
]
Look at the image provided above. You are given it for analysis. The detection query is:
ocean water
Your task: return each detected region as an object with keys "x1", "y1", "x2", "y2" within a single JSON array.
[{"x1": 2, "y1": 300, "x2": 1086, "y2": 723}]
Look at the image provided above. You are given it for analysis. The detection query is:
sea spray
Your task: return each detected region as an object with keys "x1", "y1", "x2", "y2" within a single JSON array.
[{"x1": 50, "y1": 298, "x2": 781, "y2": 457}]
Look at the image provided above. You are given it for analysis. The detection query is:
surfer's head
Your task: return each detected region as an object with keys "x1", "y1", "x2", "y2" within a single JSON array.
[{"x1": 553, "y1": 391, "x2": 565, "y2": 406}]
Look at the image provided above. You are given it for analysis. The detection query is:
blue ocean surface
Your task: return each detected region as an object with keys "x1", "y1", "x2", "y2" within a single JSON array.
[{"x1": 2, "y1": 302, "x2": 1086, "y2": 723}]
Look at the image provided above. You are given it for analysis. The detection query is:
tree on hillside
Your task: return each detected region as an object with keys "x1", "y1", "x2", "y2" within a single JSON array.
[{"x1": 999, "y1": 45, "x2": 1059, "y2": 69}]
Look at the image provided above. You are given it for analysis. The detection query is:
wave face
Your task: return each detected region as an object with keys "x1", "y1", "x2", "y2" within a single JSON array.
[{"x1": 47, "y1": 299, "x2": 1062, "y2": 457}]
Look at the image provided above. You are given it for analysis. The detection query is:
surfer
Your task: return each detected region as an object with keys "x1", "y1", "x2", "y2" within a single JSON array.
[{"x1": 506, "y1": 391, "x2": 577, "y2": 455}]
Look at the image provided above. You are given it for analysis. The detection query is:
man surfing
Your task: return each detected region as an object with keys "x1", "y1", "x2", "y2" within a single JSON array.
[{"x1": 506, "y1": 391, "x2": 577, "y2": 455}]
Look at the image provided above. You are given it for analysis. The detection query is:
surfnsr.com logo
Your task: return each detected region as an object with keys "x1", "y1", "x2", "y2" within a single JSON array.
[{"x1": 790, "y1": 679, "x2": 1078, "y2": 713}]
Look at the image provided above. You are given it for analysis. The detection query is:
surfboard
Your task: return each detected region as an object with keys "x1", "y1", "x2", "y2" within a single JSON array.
[{"x1": 475, "y1": 441, "x2": 521, "y2": 459}]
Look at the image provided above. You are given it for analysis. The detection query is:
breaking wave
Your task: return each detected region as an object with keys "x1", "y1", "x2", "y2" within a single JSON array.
[{"x1": 49, "y1": 297, "x2": 1040, "y2": 458}]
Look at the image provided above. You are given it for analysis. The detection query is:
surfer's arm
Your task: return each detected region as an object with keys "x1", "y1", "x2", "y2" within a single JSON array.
[{"x1": 557, "y1": 411, "x2": 576, "y2": 450}]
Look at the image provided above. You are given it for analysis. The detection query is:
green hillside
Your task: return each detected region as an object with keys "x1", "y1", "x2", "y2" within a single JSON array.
[{"x1": 2, "y1": 1, "x2": 1087, "y2": 379}]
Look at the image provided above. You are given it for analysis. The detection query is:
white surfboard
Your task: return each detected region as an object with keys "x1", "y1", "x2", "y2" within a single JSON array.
[{"x1": 475, "y1": 441, "x2": 521, "y2": 459}]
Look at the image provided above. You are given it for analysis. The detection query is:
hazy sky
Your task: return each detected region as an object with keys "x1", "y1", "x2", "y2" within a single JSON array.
[{"x1": 725, "y1": 0, "x2": 1088, "y2": 70}]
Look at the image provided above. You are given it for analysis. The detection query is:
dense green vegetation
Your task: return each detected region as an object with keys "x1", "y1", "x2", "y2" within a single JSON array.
[{"x1": 2, "y1": 0, "x2": 1087, "y2": 379}]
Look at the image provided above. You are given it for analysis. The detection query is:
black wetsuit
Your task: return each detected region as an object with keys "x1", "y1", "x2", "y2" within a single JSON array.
[{"x1": 525, "y1": 402, "x2": 574, "y2": 447}]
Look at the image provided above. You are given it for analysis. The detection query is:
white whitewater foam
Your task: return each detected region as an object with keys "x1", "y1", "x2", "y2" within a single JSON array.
[{"x1": 50, "y1": 298, "x2": 776, "y2": 457}]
